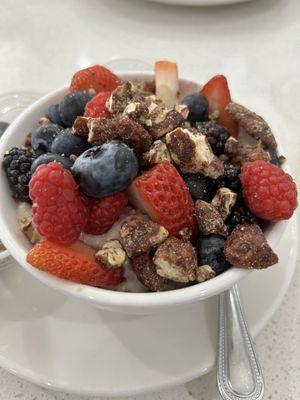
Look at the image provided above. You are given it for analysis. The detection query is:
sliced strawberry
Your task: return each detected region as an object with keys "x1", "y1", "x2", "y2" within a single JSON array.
[
  {"x1": 70, "y1": 65, "x2": 120, "y2": 94},
  {"x1": 155, "y1": 60, "x2": 179, "y2": 108},
  {"x1": 201, "y1": 75, "x2": 238, "y2": 138},
  {"x1": 84, "y1": 91, "x2": 110, "y2": 118},
  {"x1": 128, "y1": 161, "x2": 195, "y2": 237},
  {"x1": 27, "y1": 240, "x2": 124, "y2": 288}
]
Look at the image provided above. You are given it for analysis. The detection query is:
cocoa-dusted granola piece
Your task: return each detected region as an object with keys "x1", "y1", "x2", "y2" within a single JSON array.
[
  {"x1": 73, "y1": 116, "x2": 90, "y2": 136},
  {"x1": 95, "y1": 240, "x2": 126, "y2": 269},
  {"x1": 147, "y1": 108, "x2": 184, "y2": 138},
  {"x1": 88, "y1": 118, "x2": 119, "y2": 145},
  {"x1": 195, "y1": 200, "x2": 228, "y2": 237},
  {"x1": 195, "y1": 265, "x2": 216, "y2": 283},
  {"x1": 211, "y1": 188, "x2": 237, "y2": 220},
  {"x1": 224, "y1": 224, "x2": 278, "y2": 269},
  {"x1": 106, "y1": 81, "x2": 134, "y2": 115},
  {"x1": 224, "y1": 136, "x2": 271, "y2": 165},
  {"x1": 116, "y1": 115, "x2": 153, "y2": 153},
  {"x1": 131, "y1": 253, "x2": 165, "y2": 292},
  {"x1": 226, "y1": 102, "x2": 277, "y2": 149},
  {"x1": 166, "y1": 128, "x2": 224, "y2": 178},
  {"x1": 120, "y1": 214, "x2": 169, "y2": 257},
  {"x1": 153, "y1": 237, "x2": 197, "y2": 283},
  {"x1": 142, "y1": 140, "x2": 171, "y2": 166}
]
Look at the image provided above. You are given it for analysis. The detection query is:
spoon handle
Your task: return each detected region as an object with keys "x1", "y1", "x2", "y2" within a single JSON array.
[{"x1": 217, "y1": 284, "x2": 264, "y2": 400}]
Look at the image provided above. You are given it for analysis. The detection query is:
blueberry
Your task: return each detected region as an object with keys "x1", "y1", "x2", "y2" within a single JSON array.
[
  {"x1": 31, "y1": 153, "x2": 73, "y2": 174},
  {"x1": 196, "y1": 235, "x2": 230, "y2": 275},
  {"x1": 45, "y1": 104, "x2": 64, "y2": 126},
  {"x1": 51, "y1": 129, "x2": 89, "y2": 157},
  {"x1": 182, "y1": 92, "x2": 208, "y2": 124},
  {"x1": 183, "y1": 173, "x2": 213, "y2": 202},
  {"x1": 58, "y1": 91, "x2": 94, "y2": 127},
  {"x1": 72, "y1": 140, "x2": 138, "y2": 198},
  {"x1": 31, "y1": 124, "x2": 62, "y2": 154}
]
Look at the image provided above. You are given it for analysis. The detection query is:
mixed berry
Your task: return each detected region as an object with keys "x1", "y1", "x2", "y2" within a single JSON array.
[{"x1": 2, "y1": 61, "x2": 298, "y2": 292}]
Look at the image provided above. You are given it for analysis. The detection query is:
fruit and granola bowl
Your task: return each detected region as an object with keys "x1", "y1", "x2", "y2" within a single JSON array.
[{"x1": 0, "y1": 61, "x2": 297, "y2": 314}]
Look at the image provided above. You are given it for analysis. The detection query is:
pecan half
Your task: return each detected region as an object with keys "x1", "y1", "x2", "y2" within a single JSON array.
[
  {"x1": 224, "y1": 224, "x2": 278, "y2": 269},
  {"x1": 226, "y1": 102, "x2": 277, "y2": 149}
]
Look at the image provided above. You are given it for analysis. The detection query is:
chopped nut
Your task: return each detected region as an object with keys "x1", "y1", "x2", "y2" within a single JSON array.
[
  {"x1": 153, "y1": 237, "x2": 196, "y2": 283},
  {"x1": 178, "y1": 227, "x2": 192, "y2": 241},
  {"x1": 166, "y1": 128, "x2": 224, "y2": 178},
  {"x1": 95, "y1": 240, "x2": 126, "y2": 269},
  {"x1": 175, "y1": 104, "x2": 189, "y2": 120},
  {"x1": 116, "y1": 115, "x2": 153, "y2": 153},
  {"x1": 142, "y1": 140, "x2": 171, "y2": 166},
  {"x1": 211, "y1": 188, "x2": 237, "y2": 220},
  {"x1": 224, "y1": 224, "x2": 278, "y2": 269},
  {"x1": 17, "y1": 202, "x2": 41, "y2": 244},
  {"x1": 195, "y1": 200, "x2": 228, "y2": 237},
  {"x1": 195, "y1": 265, "x2": 216, "y2": 283},
  {"x1": 131, "y1": 253, "x2": 165, "y2": 292},
  {"x1": 106, "y1": 81, "x2": 134, "y2": 115},
  {"x1": 148, "y1": 108, "x2": 184, "y2": 138},
  {"x1": 224, "y1": 136, "x2": 271, "y2": 164},
  {"x1": 73, "y1": 116, "x2": 91, "y2": 136},
  {"x1": 123, "y1": 101, "x2": 149, "y2": 124},
  {"x1": 120, "y1": 214, "x2": 169, "y2": 257},
  {"x1": 226, "y1": 102, "x2": 277, "y2": 149},
  {"x1": 38, "y1": 117, "x2": 51, "y2": 126},
  {"x1": 88, "y1": 118, "x2": 118, "y2": 145},
  {"x1": 87, "y1": 116, "x2": 152, "y2": 153}
]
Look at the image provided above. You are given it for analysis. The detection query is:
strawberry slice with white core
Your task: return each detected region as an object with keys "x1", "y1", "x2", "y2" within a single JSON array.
[{"x1": 155, "y1": 60, "x2": 179, "y2": 108}]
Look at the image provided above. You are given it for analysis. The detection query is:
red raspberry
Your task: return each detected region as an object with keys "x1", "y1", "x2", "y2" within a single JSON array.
[
  {"x1": 84, "y1": 191, "x2": 128, "y2": 235},
  {"x1": 241, "y1": 160, "x2": 298, "y2": 221},
  {"x1": 27, "y1": 240, "x2": 124, "y2": 287},
  {"x1": 70, "y1": 65, "x2": 120, "y2": 93},
  {"x1": 29, "y1": 162, "x2": 88, "y2": 244},
  {"x1": 84, "y1": 91, "x2": 110, "y2": 118},
  {"x1": 129, "y1": 161, "x2": 196, "y2": 237}
]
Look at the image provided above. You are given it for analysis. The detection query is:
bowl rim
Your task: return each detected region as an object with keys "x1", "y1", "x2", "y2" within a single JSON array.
[{"x1": 0, "y1": 71, "x2": 288, "y2": 310}]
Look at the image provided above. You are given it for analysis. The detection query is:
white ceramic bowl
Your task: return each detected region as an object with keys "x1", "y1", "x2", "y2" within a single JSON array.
[{"x1": 0, "y1": 72, "x2": 288, "y2": 314}]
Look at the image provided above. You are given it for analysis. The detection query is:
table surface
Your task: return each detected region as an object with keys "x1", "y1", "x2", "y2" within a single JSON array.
[{"x1": 0, "y1": 0, "x2": 299, "y2": 398}]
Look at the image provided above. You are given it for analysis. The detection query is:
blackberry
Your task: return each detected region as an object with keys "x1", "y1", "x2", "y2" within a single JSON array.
[
  {"x1": 196, "y1": 121, "x2": 229, "y2": 155},
  {"x1": 183, "y1": 173, "x2": 214, "y2": 202},
  {"x1": 214, "y1": 161, "x2": 241, "y2": 193},
  {"x1": 225, "y1": 198, "x2": 263, "y2": 232},
  {"x1": 3, "y1": 147, "x2": 36, "y2": 202}
]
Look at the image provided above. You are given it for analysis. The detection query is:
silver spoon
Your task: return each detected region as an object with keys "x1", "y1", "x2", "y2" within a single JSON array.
[{"x1": 217, "y1": 284, "x2": 264, "y2": 400}]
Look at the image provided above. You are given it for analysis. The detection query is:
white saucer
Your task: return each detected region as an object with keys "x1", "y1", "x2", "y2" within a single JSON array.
[
  {"x1": 144, "y1": 0, "x2": 253, "y2": 6},
  {"x1": 0, "y1": 216, "x2": 297, "y2": 397}
]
